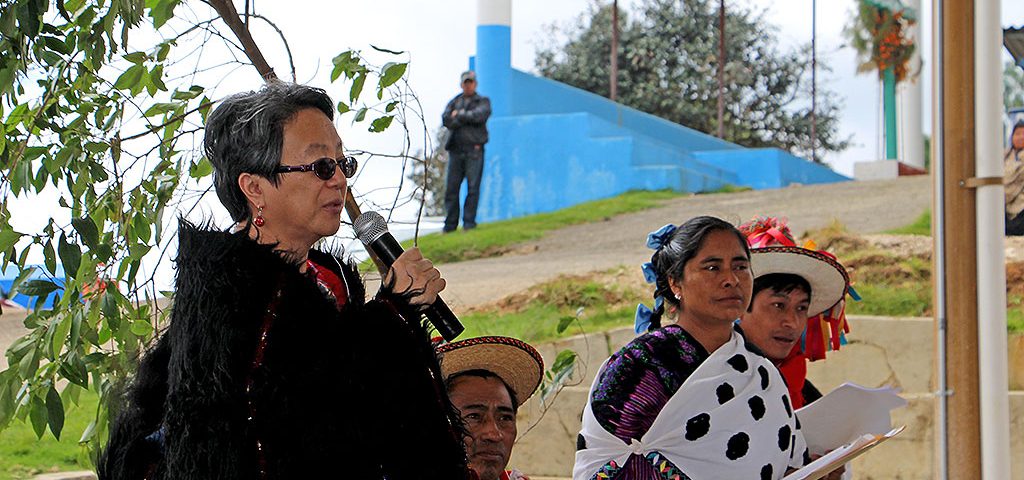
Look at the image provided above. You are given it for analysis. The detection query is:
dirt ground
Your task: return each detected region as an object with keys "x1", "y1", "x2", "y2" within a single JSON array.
[{"x1": 437, "y1": 176, "x2": 933, "y2": 311}]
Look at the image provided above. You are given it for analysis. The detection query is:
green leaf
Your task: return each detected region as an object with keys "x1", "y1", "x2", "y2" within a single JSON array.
[
  {"x1": 45, "y1": 385, "x2": 64, "y2": 440},
  {"x1": 64, "y1": 0, "x2": 86, "y2": 15},
  {"x1": 0, "y1": 229, "x2": 22, "y2": 254},
  {"x1": 171, "y1": 85, "x2": 203, "y2": 100},
  {"x1": 132, "y1": 214, "x2": 151, "y2": 243},
  {"x1": 188, "y1": 156, "x2": 212, "y2": 178},
  {"x1": 72, "y1": 216, "x2": 99, "y2": 248},
  {"x1": 156, "y1": 41, "x2": 172, "y2": 61},
  {"x1": 51, "y1": 314, "x2": 71, "y2": 359},
  {"x1": 556, "y1": 315, "x2": 575, "y2": 334},
  {"x1": 349, "y1": 72, "x2": 367, "y2": 103},
  {"x1": 30, "y1": 395, "x2": 47, "y2": 439},
  {"x1": 149, "y1": 0, "x2": 179, "y2": 28},
  {"x1": 69, "y1": 309, "x2": 83, "y2": 350},
  {"x1": 385, "y1": 101, "x2": 399, "y2": 113},
  {"x1": 18, "y1": 279, "x2": 60, "y2": 297},
  {"x1": 122, "y1": 51, "x2": 148, "y2": 64},
  {"x1": 337, "y1": 101, "x2": 350, "y2": 114},
  {"x1": 43, "y1": 35, "x2": 72, "y2": 55},
  {"x1": 93, "y1": 243, "x2": 113, "y2": 263},
  {"x1": 379, "y1": 62, "x2": 408, "y2": 88},
  {"x1": 368, "y1": 115, "x2": 394, "y2": 133},
  {"x1": 330, "y1": 50, "x2": 357, "y2": 82},
  {"x1": 143, "y1": 102, "x2": 177, "y2": 117},
  {"x1": 58, "y1": 234, "x2": 81, "y2": 280},
  {"x1": 84, "y1": 141, "x2": 107, "y2": 154},
  {"x1": 18, "y1": 348, "x2": 39, "y2": 378},
  {"x1": 10, "y1": 265, "x2": 36, "y2": 294},
  {"x1": 113, "y1": 64, "x2": 146, "y2": 91},
  {"x1": 353, "y1": 108, "x2": 367, "y2": 123},
  {"x1": 130, "y1": 320, "x2": 153, "y2": 337},
  {"x1": 0, "y1": 378, "x2": 14, "y2": 425},
  {"x1": 43, "y1": 240, "x2": 56, "y2": 274},
  {"x1": 80, "y1": 418, "x2": 98, "y2": 443}
]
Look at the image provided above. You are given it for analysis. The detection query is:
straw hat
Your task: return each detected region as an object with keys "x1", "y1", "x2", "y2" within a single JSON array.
[
  {"x1": 750, "y1": 245, "x2": 849, "y2": 317},
  {"x1": 437, "y1": 336, "x2": 544, "y2": 407},
  {"x1": 740, "y1": 216, "x2": 850, "y2": 317}
]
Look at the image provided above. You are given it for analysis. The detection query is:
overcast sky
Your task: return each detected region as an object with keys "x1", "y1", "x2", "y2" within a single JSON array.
[{"x1": 238, "y1": 0, "x2": 1024, "y2": 180}]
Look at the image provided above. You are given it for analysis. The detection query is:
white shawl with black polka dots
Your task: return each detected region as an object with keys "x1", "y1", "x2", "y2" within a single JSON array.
[{"x1": 575, "y1": 330, "x2": 808, "y2": 480}]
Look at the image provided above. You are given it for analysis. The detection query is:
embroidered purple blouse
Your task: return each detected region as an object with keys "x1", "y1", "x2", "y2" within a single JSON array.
[{"x1": 588, "y1": 324, "x2": 710, "y2": 479}]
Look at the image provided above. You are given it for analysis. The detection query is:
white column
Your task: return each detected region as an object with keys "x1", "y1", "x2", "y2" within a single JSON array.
[
  {"x1": 898, "y1": 0, "x2": 925, "y2": 169},
  {"x1": 974, "y1": 0, "x2": 1011, "y2": 478}
]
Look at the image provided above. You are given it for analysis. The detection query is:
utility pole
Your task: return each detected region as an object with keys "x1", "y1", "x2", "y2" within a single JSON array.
[
  {"x1": 934, "y1": 0, "x2": 982, "y2": 477},
  {"x1": 716, "y1": 0, "x2": 725, "y2": 138},
  {"x1": 610, "y1": 0, "x2": 619, "y2": 101},
  {"x1": 810, "y1": 0, "x2": 817, "y2": 162}
]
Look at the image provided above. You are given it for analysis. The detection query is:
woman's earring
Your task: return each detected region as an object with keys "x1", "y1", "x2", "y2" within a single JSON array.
[
  {"x1": 674, "y1": 293, "x2": 681, "y2": 301},
  {"x1": 254, "y1": 205, "x2": 266, "y2": 227}
]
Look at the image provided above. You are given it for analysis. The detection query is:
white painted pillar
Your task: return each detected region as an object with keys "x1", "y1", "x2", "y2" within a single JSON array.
[
  {"x1": 974, "y1": 0, "x2": 1011, "y2": 477},
  {"x1": 899, "y1": 0, "x2": 925, "y2": 169}
]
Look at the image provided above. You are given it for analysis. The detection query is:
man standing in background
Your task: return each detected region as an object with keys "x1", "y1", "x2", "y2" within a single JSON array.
[{"x1": 442, "y1": 70, "x2": 491, "y2": 233}]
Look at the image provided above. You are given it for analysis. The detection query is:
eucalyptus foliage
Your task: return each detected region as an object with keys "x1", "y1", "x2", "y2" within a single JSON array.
[
  {"x1": 1006, "y1": 60, "x2": 1024, "y2": 112},
  {"x1": 0, "y1": 0, "x2": 408, "y2": 464},
  {"x1": 535, "y1": 0, "x2": 850, "y2": 160}
]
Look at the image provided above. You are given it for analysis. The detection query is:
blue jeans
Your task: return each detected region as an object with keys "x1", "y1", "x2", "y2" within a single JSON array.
[{"x1": 444, "y1": 146, "x2": 484, "y2": 231}]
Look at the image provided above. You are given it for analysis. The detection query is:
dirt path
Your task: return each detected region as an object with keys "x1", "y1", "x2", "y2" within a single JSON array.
[
  {"x1": 437, "y1": 176, "x2": 932, "y2": 310},
  {"x1": 0, "y1": 176, "x2": 932, "y2": 367}
]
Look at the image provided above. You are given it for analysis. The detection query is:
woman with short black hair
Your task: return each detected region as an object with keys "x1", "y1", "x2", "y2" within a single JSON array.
[{"x1": 100, "y1": 82, "x2": 469, "y2": 480}]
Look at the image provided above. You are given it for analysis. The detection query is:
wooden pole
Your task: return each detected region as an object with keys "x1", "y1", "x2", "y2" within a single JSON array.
[
  {"x1": 810, "y1": 0, "x2": 817, "y2": 163},
  {"x1": 610, "y1": 0, "x2": 619, "y2": 101},
  {"x1": 716, "y1": 0, "x2": 725, "y2": 139},
  {"x1": 937, "y1": 0, "x2": 982, "y2": 476}
]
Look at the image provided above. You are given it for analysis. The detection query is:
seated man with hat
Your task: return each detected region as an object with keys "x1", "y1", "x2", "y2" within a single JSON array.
[{"x1": 437, "y1": 336, "x2": 545, "y2": 480}]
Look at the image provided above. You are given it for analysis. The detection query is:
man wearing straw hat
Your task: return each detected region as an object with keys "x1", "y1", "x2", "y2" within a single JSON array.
[
  {"x1": 437, "y1": 336, "x2": 544, "y2": 480},
  {"x1": 737, "y1": 216, "x2": 855, "y2": 409}
]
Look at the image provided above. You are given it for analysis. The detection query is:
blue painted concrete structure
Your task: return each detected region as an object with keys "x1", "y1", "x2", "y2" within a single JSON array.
[
  {"x1": 1, "y1": 264, "x2": 65, "y2": 310},
  {"x1": 465, "y1": 20, "x2": 849, "y2": 223}
]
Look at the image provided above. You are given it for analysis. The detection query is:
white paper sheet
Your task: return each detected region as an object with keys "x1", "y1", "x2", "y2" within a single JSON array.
[{"x1": 796, "y1": 382, "x2": 907, "y2": 455}]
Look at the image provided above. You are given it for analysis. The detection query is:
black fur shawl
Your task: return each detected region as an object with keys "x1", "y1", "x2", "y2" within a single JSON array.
[{"x1": 100, "y1": 221, "x2": 469, "y2": 479}]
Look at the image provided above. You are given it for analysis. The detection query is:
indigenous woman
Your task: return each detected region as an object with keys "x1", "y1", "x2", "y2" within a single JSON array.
[
  {"x1": 737, "y1": 216, "x2": 854, "y2": 409},
  {"x1": 574, "y1": 216, "x2": 809, "y2": 480},
  {"x1": 100, "y1": 83, "x2": 469, "y2": 479}
]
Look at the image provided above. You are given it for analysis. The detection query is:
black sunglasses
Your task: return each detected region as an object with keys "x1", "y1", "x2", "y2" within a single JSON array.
[{"x1": 275, "y1": 156, "x2": 357, "y2": 180}]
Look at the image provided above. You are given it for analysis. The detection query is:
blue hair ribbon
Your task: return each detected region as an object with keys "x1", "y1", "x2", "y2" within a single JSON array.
[
  {"x1": 646, "y1": 224, "x2": 677, "y2": 250},
  {"x1": 635, "y1": 303, "x2": 653, "y2": 334},
  {"x1": 641, "y1": 262, "x2": 657, "y2": 284},
  {"x1": 634, "y1": 296, "x2": 664, "y2": 334}
]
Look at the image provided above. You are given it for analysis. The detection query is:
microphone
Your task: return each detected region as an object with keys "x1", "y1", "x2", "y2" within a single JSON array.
[{"x1": 353, "y1": 211, "x2": 465, "y2": 341}]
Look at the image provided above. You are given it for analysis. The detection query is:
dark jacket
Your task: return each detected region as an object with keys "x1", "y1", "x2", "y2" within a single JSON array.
[
  {"x1": 442, "y1": 93, "x2": 491, "y2": 151},
  {"x1": 100, "y1": 221, "x2": 469, "y2": 479}
]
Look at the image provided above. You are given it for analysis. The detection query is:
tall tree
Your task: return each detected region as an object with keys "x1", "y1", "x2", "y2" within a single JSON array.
[
  {"x1": 535, "y1": 0, "x2": 850, "y2": 160},
  {"x1": 1006, "y1": 60, "x2": 1024, "y2": 111}
]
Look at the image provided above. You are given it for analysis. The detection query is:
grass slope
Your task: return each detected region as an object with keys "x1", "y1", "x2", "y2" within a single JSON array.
[
  {"x1": 404, "y1": 190, "x2": 682, "y2": 265},
  {"x1": 0, "y1": 389, "x2": 97, "y2": 479}
]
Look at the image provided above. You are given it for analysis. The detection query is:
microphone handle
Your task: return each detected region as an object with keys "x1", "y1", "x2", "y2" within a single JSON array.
[{"x1": 372, "y1": 233, "x2": 465, "y2": 341}]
